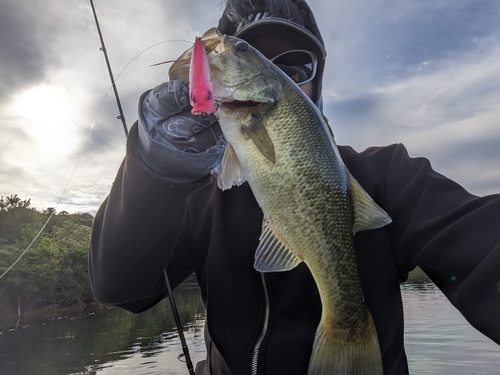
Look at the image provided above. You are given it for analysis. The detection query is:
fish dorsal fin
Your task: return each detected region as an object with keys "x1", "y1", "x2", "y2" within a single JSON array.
[
  {"x1": 242, "y1": 116, "x2": 275, "y2": 163},
  {"x1": 200, "y1": 27, "x2": 219, "y2": 40},
  {"x1": 348, "y1": 170, "x2": 392, "y2": 234},
  {"x1": 217, "y1": 144, "x2": 246, "y2": 190},
  {"x1": 254, "y1": 220, "x2": 302, "y2": 272}
]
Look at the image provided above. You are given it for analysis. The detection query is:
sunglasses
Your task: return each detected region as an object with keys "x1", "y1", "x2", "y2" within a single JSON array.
[{"x1": 269, "y1": 49, "x2": 318, "y2": 85}]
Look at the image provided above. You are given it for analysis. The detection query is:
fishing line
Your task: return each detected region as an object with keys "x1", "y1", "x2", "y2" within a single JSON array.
[
  {"x1": 0, "y1": 215, "x2": 52, "y2": 280},
  {"x1": 96, "y1": 38, "x2": 191, "y2": 131},
  {"x1": 91, "y1": 2, "x2": 196, "y2": 375},
  {"x1": 0, "y1": 75, "x2": 114, "y2": 281},
  {"x1": 0, "y1": 17, "x2": 188, "y2": 281},
  {"x1": 3, "y1": 4, "x2": 197, "y2": 373},
  {"x1": 0, "y1": 121, "x2": 96, "y2": 281}
]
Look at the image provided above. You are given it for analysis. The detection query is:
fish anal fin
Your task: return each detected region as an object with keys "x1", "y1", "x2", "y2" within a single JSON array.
[
  {"x1": 242, "y1": 116, "x2": 276, "y2": 163},
  {"x1": 348, "y1": 170, "x2": 392, "y2": 234},
  {"x1": 308, "y1": 314, "x2": 383, "y2": 375},
  {"x1": 254, "y1": 221, "x2": 302, "y2": 272},
  {"x1": 217, "y1": 144, "x2": 246, "y2": 190}
]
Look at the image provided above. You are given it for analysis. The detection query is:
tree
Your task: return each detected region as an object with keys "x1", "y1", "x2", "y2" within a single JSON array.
[
  {"x1": 0, "y1": 195, "x2": 96, "y2": 321},
  {"x1": 0, "y1": 195, "x2": 31, "y2": 212},
  {"x1": 43, "y1": 207, "x2": 56, "y2": 215},
  {"x1": 51, "y1": 221, "x2": 93, "y2": 305},
  {"x1": 0, "y1": 222, "x2": 53, "y2": 317}
]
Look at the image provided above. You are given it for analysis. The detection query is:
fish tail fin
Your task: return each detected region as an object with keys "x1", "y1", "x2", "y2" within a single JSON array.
[{"x1": 308, "y1": 316, "x2": 383, "y2": 375}]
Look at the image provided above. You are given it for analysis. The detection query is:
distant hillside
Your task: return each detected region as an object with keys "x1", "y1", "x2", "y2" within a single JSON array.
[{"x1": 0, "y1": 195, "x2": 95, "y2": 325}]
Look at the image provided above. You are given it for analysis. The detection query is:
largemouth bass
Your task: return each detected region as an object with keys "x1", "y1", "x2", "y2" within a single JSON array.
[{"x1": 170, "y1": 30, "x2": 391, "y2": 375}]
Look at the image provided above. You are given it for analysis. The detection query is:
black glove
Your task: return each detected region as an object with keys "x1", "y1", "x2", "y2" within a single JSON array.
[
  {"x1": 144, "y1": 80, "x2": 222, "y2": 153},
  {"x1": 137, "y1": 80, "x2": 225, "y2": 182}
]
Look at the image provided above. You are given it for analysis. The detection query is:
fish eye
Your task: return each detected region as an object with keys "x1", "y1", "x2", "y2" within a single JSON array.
[{"x1": 234, "y1": 40, "x2": 249, "y2": 52}]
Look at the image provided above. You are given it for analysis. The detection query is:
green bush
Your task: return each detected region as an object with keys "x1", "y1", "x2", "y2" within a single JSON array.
[{"x1": 0, "y1": 196, "x2": 95, "y2": 319}]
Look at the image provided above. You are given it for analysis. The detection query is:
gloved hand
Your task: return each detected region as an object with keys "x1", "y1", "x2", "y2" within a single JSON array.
[
  {"x1": 137, "y1": 80, "x2": 225, "y2": 182},
  {"x1": 143, "y1": 80, "x2": 222, "y2": 153}
]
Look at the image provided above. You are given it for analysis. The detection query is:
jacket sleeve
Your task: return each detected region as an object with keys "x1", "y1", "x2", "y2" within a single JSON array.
[
  {"x1": 342, "y1": 143, "x2": 500, "y2": 345},
  {"x1": 88, "y1": 122, "x2": 208, "y2": 313}
]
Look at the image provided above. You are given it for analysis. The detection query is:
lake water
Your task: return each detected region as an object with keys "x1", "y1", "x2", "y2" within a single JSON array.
[{"x1": 1, "y1": 273, "x2": 499, "y2": 375}]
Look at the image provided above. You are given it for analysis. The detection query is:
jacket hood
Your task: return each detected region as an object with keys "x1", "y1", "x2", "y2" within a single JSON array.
[{"x1": 217, "y1": 0, "x2": 326, "y2": 110}]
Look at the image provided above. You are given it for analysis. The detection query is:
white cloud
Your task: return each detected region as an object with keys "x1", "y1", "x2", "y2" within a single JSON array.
[
  {"x1": 1, "y1": 0, "x2": 499, "y2": 212},
  {"x1": 324, "y1": 36, "x2": 500, "y2": 196}
]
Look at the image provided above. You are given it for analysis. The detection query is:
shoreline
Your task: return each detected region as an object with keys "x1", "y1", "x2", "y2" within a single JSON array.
[
  {"x1": 0, "y1": 274, "x2": 200, "y2": 329},
  {"x1": 0, "y1": 301, "x2": 106, "y2": 329}
]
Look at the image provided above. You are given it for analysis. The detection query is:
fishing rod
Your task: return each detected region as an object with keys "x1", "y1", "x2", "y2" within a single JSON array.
[
  {"x1": 164, "y1": 270, "x2": 195, "y2": 374},
  {"x1": 89, "y1": 2, "x2": 195, "y2": 374},
  {"x1": 90, "y1": 0, "x2": 128, "y2": 136}
]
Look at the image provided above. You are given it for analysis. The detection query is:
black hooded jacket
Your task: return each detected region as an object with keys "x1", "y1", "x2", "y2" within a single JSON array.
[
  {"x1": 89, "y1": 122, "x2": 500, "y2": 375},
  {"x1": 90, "y1": 1, "x2": 500, "y2": 374}
]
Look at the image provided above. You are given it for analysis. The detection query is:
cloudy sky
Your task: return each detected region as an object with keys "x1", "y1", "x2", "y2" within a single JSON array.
[{"x1": 1, "y1": 0, "x2": 499, "y2": 214}]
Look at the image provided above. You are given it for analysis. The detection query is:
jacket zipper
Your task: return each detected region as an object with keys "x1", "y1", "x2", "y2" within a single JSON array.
[{"x1": 251, "y1": 273, "x2": 270, "y2": 375}]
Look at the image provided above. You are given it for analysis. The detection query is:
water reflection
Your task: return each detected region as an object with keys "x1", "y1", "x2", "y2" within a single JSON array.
[
  {"x1": 0, "y1": 286, "x2": 206, "y2": 375},
  {"x1": 402, "y1": 269, "x2": 500, "y2": 375},
  {"x1": 0, "y1": 272, "x2": 499, "y2": 375}
]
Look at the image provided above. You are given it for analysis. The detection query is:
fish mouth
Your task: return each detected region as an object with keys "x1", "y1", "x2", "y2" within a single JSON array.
[
  {"x1": 220, "y1": 100, "x2": 262, "y2": 108},
  {"x1": 218, "y1": 100, "x2": 272, "y2": 112}
]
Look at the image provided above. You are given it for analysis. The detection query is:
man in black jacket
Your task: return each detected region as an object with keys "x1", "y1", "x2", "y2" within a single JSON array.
[{"x1": 89, "y1": 1, "x2": 500, "y2": 374}]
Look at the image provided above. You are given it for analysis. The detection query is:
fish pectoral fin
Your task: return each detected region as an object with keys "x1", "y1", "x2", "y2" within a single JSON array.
[
  {"x1": 254, "y1": 221, "x2": 302, "y2": 272},
  {"x1": 217, "y1": 144, "x2": 246, "y2": 190},
  {"x1": 242, "y1": 116, "x2": 276, "y2": 163},
  {"x1": 348, "y1": 170, "x2": 392, "y2": 234}
]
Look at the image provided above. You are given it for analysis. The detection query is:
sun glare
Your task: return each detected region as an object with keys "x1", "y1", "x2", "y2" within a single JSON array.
[{"x1": 13, "y1": 85, "x2": 79, "y2": 155}]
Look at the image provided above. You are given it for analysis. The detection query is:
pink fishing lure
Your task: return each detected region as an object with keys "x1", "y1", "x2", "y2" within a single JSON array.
[{"x1": 189, "y1": 37, "x2": 216, "y2": 115}]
